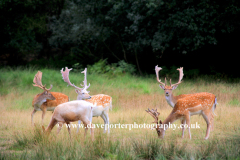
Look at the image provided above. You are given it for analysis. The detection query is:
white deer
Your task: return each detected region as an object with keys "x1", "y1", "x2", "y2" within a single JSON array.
[
  {"x1": 31, "y1": 71, "x2": 69, "y2": 125},
  {"x1": 61, "y1": 67, "x2": 112, "y2": 133},
  {"x1": 42, "y1": 100, "x2": 95, "y2": 141},
  {"x1": 146, "y1": 91, "x2": 217, "y2": 140}
]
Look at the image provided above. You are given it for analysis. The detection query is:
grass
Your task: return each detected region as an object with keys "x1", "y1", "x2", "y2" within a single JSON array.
[
  {"x1": 228, "y1": 99, "x2": 240, "y2": 106},
  {"x1": 0, "y1": 67, "x2": 240, "y2": 159}
]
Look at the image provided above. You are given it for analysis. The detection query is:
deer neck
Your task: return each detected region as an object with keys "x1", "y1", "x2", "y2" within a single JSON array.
[
  {"x1": 165, "y1": 93, "x2": 178, "y2": 108},
  {"x1": 33, "y1": 94, "x2": 47, "y2": 107},
  {"x1": 161, "y1": 112, "x2": 178, "y2": 131}
]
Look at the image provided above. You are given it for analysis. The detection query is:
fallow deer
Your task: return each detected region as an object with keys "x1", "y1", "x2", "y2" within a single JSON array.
[
  {"x1": 155, "y1": 65, "x2": 217, "y2": 130},
  {"x1": 146, "y1": 92, "x2": 217, "y2": 140},
  {"x1": 42, "y1": 100, "x2": 95, "y2": 141},
  {"x1": 61, "y1": 67, "x2": 112, "y2": 133},
  {"x1": 155, "y1": 65, "x2": 190, "y2": 108},
  {"x1": 31, "y1": 71, "x2": 69, "y2": 125}
]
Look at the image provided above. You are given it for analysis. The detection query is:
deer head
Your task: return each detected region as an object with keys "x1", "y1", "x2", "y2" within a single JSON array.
[
  {"x1": 33, "y1": 71, "x2": 56, "y2": 101},
  {"x1": 145, "y1": 108, "x2": 164, "y2": 138},
  {"x1": 61, "y1": 67, "x2": 91, "y2": 100},
  {"x1": 155, "y1": 65, "x2": 184, "y2": 97}
]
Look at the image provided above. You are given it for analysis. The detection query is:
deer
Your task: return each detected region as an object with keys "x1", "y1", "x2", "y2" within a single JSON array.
[
  {"x1": 61, "y1": 67, "x2": 112, "y2": 134},
  {"x1": 42, "y1": 100, "x2": 95, "y2": 141},
  {"x1": 31, "y1": 71, "x2": 69, "y2": 126},
  {"x1": 155, "y1": 65, "x2": 217, "y2": 130},
  {"x1": 146, "y1": 92, "x2": 217, "y2": 140},
  {"x1": 155, "y1": 65, "x2": 192, "y2": 108}
]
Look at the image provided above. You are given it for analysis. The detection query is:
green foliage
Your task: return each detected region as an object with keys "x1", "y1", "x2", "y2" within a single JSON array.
[
  {"x1": 228, "y1": 99, "x2": 240, "y2": 106},
  {"x1": 43, "y1": 0, "x2": 240, "y2": 75},
  {"x1": 1, "y1": 0, "x2": 65, "y2": 66},
  {"x1": 1, "y1": 0, "x2": 240, "y2": 77},
  {"x1": 87, "y1": 59, "x2": 136, "y2": 75}
]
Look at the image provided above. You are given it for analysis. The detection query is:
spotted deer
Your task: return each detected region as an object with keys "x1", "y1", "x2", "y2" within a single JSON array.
[
  {"x1": 61, "y1": 67, "x2": 112, "y2": 133},
  {"x1": 42, "y1": 100, "x2": 95, "y2": 141},
  {"x1": 146, "y1": 92, "x2": 217, "y2": 140},
  {"x1": 155, "y1": 65, "x2": 217, "y2": 130},
  {"x1": 31, "y1": 71, "x2": 69, "y2": 125}
]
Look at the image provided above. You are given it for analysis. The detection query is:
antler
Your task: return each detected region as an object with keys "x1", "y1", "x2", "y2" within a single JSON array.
[
  {"x1": 80, "y1": 68, "x2": 90, "y2": 90},
  {"x1": 170, "y1": 67, "x2": 184, "y2": 87},
  {"x1": 60, "y1": 67, "x2": 83, "y2": 91},
  {"x1": 33, "y1": 71, "x2": 53, "y2": 91},
  {"x1": 155, "y1": 65, "x2": 166, "y2": 86},
  {"x1": 145, "y1": 108, "x2": 160, "y2": 124}
]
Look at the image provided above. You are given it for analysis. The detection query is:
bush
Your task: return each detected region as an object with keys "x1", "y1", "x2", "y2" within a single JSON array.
[{"x1": 87, "y1": 59, "x2": 136, "y2": 75}]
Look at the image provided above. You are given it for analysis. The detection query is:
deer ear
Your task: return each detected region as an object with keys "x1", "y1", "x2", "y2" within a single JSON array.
[
  {"x1": 159, "y1": 85, "x2": 165, "y2": 90},
  {"x1": 159, "y1": 120, "x2": 162, "y2": 124},
  {"x1": 75, "y1": 89, "x2": 80, "y2": 94},
  {"x1": 172, "y1": 85, "x2": 178, "y2": 90}
]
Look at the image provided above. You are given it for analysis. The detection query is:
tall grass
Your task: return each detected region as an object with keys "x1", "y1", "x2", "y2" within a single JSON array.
[
  {"x1": 2, "y1": 127, "x2": 240, "y2": 159},
  {"x1": 0, "y1": 67, "x2": 240, "y2": 159}
]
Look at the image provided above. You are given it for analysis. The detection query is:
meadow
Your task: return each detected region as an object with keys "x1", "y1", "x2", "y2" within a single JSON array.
[{"x1": 0, "y1": 67, "x2": 240, "y2": 159}]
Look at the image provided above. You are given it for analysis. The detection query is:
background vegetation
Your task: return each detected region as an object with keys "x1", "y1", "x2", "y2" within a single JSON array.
[
  {"x1": 0, "y1": 68, "x2": 240, "y2": 159},
  {"x1": 1, "y1": 0, "x2": 240, "y2": 77}
]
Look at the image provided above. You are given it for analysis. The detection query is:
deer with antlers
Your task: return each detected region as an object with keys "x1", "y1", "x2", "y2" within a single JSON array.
[
  {"x1": 146, "y1": 91, "x2": 217, "y2": 139},
  {"x1": 154, "y1": 65, "x2": 217, "y2": 133},
  {"x1": 155, "y1": 65, "x2": 192, "y2": 108},
  {"x1": 61, "y1": 67, "x2": 112, "y2": 133},
  {"x1": 31, "y1": 71, "x2": 69, "y2": 125}
]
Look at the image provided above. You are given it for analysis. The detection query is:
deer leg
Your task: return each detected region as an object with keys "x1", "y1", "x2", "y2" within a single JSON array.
[
  {"x1": 77, "y1": 120, "x2": 81, "y2": 133},
  {"x1": 83, "y1": 123, "x2": 88, "y2": 137},
  {"x1": 185, "y1": 113, "x2": 191, "y2": 139},
  {"x1": 100, "y1": 114, "x2": 107, "y2": 133},
  {"x1": 104, "y1": 112, "x2": 110, "y2": 134},
  {"x1": 211, "y1": 101, "x2": 216, "y2": 131},
  {"x1": 181, "y1": 119, "x2": 186, "y2": 138},
  {"x1": 90, "y1": 122, "x2": 94, "y2": 141},
  {"x1": 44, "y1": 118, "x2": 58, "y2": 135},
  {"x1": 86, "y1": 121, "x2": 94, "y2": 141},
  {"x1": 82, "y1": 119, "x2": 94, "y2": 141},
  {"x1": 31, "y1": 109, "x2": 37, "y2": 126},
  {"x1": 202, "y1": 111, "x2": 212, "y2": 140},
  {"x1": 41, "y1": 107, "x2": 47, "y2": 125},
  {"x1": 57, "y1": 122, "x2": 63, "y2": 135},
  {"x1": 66, "y1": 122, "x2": 71, "y2": 139},
  {"x1": 210, "y1": 112, "x2": 214, "y2": 131}
]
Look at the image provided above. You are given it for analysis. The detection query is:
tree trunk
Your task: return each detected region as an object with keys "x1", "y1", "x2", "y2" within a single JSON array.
[{"x1": 135, "y1": 49, "x2": 142, "y2": 76}]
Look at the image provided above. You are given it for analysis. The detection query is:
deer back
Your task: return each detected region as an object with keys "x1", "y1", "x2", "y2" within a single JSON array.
[
  {"x1": 52, "y1": 100, "x2": 93, "y2": 122},
  {"x1": 85, "y1": 94, "x2": 112, "y2": 109},
  {"x1": 172, "y1": 92, "x2": 216, "y2": 114}
]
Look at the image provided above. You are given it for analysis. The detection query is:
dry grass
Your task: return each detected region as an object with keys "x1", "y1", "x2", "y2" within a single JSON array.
[{"x1": 0, "y1": 70, "x2": 240, "y2": 159}]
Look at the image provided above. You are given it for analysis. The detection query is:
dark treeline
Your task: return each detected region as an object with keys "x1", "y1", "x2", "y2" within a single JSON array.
[{"x1": 1, "y1": 0, "x2": 240, "y2": 77}]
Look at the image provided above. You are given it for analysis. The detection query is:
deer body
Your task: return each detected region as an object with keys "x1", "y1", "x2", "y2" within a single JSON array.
[
  {"x1": 164, "y1": 92, "x2": 190, "y2": 108},
  {"x1": 155, "y1": 65, "x2": 217, "y2": 113},
  {"x1": 32, "y1": 92, "x2": 69, "y2": 111},
  {"x1": 31, "y1": 71, "x2": 69, "y2": 125},
  {"x1": 146, "y1": 92, "x2": 217, "y2": 140},
  {"x1": 153, "y1": 65, "x2": 217, "y2": 139},
  {"x1": 42, "y1": 100, "x2": 94, "y2": 141},
  {"x1": 80, "y1": 94, "x2": 112, "y2": 133},
  {"x1": 61, "y1": 67, "x2": 112, "y2": 133}
]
